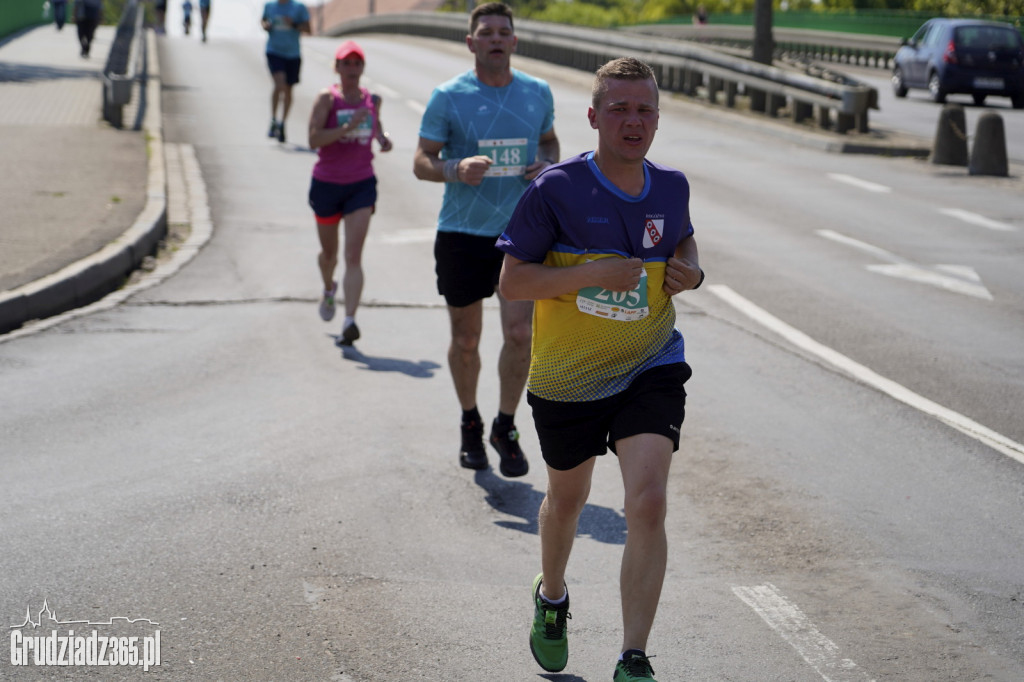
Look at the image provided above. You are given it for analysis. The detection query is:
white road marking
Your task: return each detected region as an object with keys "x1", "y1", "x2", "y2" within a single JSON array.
[
  {"x1": 939, "y1": 208, "x2": 1016, "y2": 232},
  {"x1": 733, "y1": 584, "x2": 875, "y2": 682},
  {"x1": 371, "y1": 83, "x2": 399, "y2": 99},
  {"x1": 817, "y1": 230, "x2": 893, "y2": 260},
  {"x1": 707, "y1": 284, "x2": 1024, "y2": 466},
  {"x1": 827, "y1": 173, "x2": 891, "y2": 193},
  {"x1": 378, "y1": 228, "x2": 436, "y2": 245},
  {"x1": 406, "y1": 99, "x2": 426, "y2": 115},
  {"x1": 865, "y1": 264, "x2": 992, "y2": 299},
  {"x1": 817, "y1": 230, "x2": 992, "y2": 300}
]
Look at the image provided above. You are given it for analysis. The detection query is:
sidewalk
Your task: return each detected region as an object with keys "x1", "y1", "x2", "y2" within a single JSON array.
[{"x1": 0, "y1": 22, "x2": 164, "y2": 335}]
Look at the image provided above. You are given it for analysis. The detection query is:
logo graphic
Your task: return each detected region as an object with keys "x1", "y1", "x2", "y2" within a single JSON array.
[
  {"x1": 642, "y1": 218, "x2": 663, "y2": 248},
  {"x1": 10, "y1": 600, "x2": 161, "y2": 672}
]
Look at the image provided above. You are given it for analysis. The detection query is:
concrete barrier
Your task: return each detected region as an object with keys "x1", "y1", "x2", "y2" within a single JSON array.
[
  {"x1": 931, "y1": 104, "x2": 968, "y2": 167},
  {"x1": 969, "y1": 112, "x2": 1009, "y2": 177}
]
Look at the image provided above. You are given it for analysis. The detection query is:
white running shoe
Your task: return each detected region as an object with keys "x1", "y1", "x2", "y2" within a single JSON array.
[{"x1": 319, "y1": 282, "x2": 337, "y2": 321}]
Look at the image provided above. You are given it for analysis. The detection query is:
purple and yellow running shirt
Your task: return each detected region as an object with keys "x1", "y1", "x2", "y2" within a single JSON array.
[{"x1": 497, "y1": 152, "x2": 693, "y2": 402}]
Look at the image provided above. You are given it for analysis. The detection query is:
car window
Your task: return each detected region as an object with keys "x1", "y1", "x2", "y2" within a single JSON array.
[
  {"x1": 956, "y1": 26, "x2": 1022, "y2": 50},
  {"x1": 911, "y1": 22, "x2": 933, "y2": 46},
  {"x1": 921, "y1": 23, "x2": 944, "y2": 48}
]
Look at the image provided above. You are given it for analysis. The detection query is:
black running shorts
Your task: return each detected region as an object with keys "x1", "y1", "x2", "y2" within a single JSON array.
[
  {"x1": 434, "y1": 231, "x2": 504, "y2": 308},
  {"x1": 527, "y1": 362, "x2": 692, "y2": 471}
]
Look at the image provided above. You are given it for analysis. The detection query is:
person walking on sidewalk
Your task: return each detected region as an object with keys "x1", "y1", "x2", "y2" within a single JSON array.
[
  {"x1": 308, "y1": 40, "x2": 392, "y2": 347},
  {"x1": 74, "y1": 0, "x2": 102, "y2": 57},
  {"x1": 497, "y1": 57, "x2": 703, "y2": 681},
  {"x1": 198, "y1": 0, "x2": 211, "y2": 41},
  {"x1": 413, "y1": 1, "x2": 559, "y2": 478},
  {"x1": 261, "y1": 0, "x2": 309, "y2": 143},
  {"x1": 52, "y1": 0, "x2": 68, "y2": 31},
  {"x1": 182, "y1": 0, "x2": 192, "y2": 35}
]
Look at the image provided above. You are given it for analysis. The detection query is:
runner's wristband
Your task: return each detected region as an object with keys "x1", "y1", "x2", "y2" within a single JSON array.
[
  {"x1": 693, "y1": 268, "x2": 705, "y2": 290},
  {"x1": 443, "y1": 158, "x2": 461, "y2": 183}
]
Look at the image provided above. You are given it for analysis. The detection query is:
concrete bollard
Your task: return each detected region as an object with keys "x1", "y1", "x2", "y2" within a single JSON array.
[
  {"x1": 969, "y1": 112, "x2": 1009, "y2": 177},
  {"x1": 931, "y1": 104, "x2": 968, "y2": 166}
]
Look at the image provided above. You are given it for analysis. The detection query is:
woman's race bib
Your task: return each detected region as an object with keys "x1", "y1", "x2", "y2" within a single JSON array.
[{"x1": 335, "y1": 110, "x2": 373, "y2": 143}]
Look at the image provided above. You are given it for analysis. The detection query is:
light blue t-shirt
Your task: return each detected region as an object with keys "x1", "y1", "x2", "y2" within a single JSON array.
[
  {"x1": 262, "y1": 0, "x2": 308, "y2": 59},
  {"x1": 419, "y1": 69, "x2": 555, "y2": 238}
]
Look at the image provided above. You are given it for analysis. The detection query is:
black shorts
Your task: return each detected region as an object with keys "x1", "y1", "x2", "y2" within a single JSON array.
[
  {"x1": 266, "y1": 53, "x2": 301, "y2": 85},
  {"x1": 308, "y1": 176, "x2": 376, "y2": 224},
  {"x1": 527, "y1": 362, "x2": 692, "y2": 471},
  {"x1": 434, "y1": 231, "x2": 504, "y2": 308}
]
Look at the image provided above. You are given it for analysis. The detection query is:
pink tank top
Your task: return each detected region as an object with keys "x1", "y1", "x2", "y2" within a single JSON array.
[{"x1": 311, "y1": 85, "x2": 376, "y2": 186}]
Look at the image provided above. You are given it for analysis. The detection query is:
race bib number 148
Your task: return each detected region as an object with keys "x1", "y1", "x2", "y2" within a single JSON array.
[{"x1": 479, "y1": 138, "x2": 528, "y2": 177}]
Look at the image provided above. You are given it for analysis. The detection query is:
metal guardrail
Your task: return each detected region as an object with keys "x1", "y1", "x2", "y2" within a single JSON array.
[
  {"x1": 102, "y1": 0, "x2": 145, "y2": 128},
  {"x1": 631, "y1": 24, "x2": 902, "y2": 70},
  {"x1": 328, "y1": 13, "x2": 878, "y2": 134}
]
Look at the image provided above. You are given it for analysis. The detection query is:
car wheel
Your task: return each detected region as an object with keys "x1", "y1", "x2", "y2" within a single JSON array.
[
  {"x1": 972, "y1": 93, "x2": 987, "y2": 106},
  {"x1": 892, "y1": 68, "x2": 908, "y2": 98},
  {"x1": 1012, "y1": 94, "x2": 1024, "y2": 109},
  {"x1": 928, "y1": 73, "x2": 947, "y2": 103}
]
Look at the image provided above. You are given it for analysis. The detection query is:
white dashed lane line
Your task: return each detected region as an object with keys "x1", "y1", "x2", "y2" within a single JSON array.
[
  {"x1": 826, "y1": 173, "x2": 891, "y2": 193},
  {"x1": 733, "y1": 584, "x2": 875, "y2": 682},
  {"x1": 939, "y1": 207, "x2": 1016, "y2": 231}
]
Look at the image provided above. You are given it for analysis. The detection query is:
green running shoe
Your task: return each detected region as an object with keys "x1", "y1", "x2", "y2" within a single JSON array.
[
  {"x1": 613, "y1": 650, "x2": 658, "y2": 681},
  {"x1": 529, "y1": 573, "x2": 570, "y2": 672}
]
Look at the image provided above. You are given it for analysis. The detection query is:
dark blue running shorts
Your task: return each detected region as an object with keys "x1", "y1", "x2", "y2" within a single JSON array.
[
  {"x1": 527, "y1": 362, "x2": 692, "y2": 471},
  {"x1": 266, "y1": 53, "x2": 301, "y2": 85},
  {"x1": 308, "y1": 176, "x2": 377, "y2": 225},
  {"x1": 434, "y1": 231, "x2": 504, "y2": 308}
]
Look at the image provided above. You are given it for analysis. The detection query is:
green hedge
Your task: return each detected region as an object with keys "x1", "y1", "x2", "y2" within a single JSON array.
[
  {"x1": 0, "y1": 0, "x2": 51, "y2": 38},
  {"x1": 1, "y1": 0, "x2": 128, "y2": 40},
  {"x1": 656, "y1": 9, "x2": 1023, "y2": 38}
]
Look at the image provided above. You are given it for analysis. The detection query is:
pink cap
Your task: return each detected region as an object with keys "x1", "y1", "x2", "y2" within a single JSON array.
[{"x1": 335, "y1": 40, "x2": 365, "y2": 61}]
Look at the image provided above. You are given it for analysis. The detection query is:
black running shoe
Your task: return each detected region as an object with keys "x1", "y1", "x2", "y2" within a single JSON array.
[
  {"x1": 459, "y1": 419, "x2": 488, "y2": 470},
  {"x1": 614, "y1": 650, "x2": 658, "y2": 681},
  {"x1": 489, "y1": 419, "x2": 528, "y2": 477},
  {"x1": 337, "y1": 320, "x2": 360, "y2": 346}
]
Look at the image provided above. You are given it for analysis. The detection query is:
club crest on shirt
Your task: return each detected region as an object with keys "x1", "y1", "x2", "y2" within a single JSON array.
[{"x1": 642, "y1": 218, "x2": 664, "y2": 248}]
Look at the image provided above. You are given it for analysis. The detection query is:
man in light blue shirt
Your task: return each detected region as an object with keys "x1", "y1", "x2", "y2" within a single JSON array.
[
  {"x1": 413, "y1": 2, "x2": 559, "y2": 479},
  {"x1": 261, "y1": 0, "x2": 310, "y2": 143}
]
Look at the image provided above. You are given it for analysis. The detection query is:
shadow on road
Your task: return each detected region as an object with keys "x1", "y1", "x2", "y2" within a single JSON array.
[
  {"x1": 338, "y1": 339, "x2": 441, "y2": 378},
  {"x1": 473, "y1": 468, "x2": 627, "y2": 545}
]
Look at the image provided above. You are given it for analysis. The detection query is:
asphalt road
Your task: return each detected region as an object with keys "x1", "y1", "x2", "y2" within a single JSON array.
[{"x1": 2, "y1": 27, "x2": 1023, "y2": 681}]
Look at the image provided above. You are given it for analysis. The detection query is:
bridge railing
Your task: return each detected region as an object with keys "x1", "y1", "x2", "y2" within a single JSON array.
[
  {"x1": 102, "y1": 0, "x2": 145, "y2": 128},
  {"x1": 328, "y1": 12, "x2": 878, "y2": 134},
  {"x1": 633, "y1": 24, "x2": 902, "y2": 70}
]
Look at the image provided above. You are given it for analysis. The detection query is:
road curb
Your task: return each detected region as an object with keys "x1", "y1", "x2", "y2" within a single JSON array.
[{"x1": 0, "y1": 29, "x2": 166, "y2": 336}]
